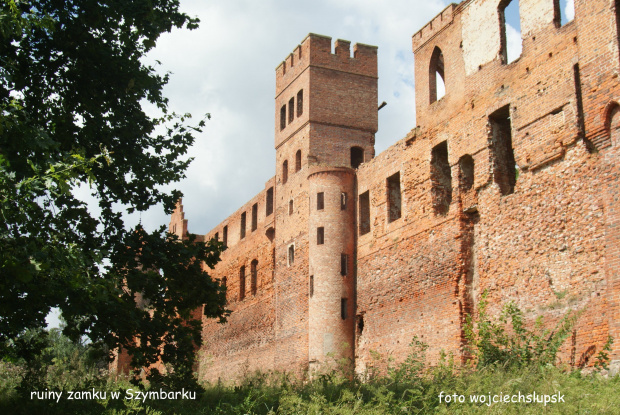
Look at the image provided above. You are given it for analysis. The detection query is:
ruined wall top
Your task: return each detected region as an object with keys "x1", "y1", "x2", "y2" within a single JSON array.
[{"x1": 411, "y1": 3, "x2": 458, "y2": 52}]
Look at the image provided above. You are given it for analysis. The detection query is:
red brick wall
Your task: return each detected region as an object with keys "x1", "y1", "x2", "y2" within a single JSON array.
[{"x1": 168, "y1": 0, "x2": 620, "y2": 382}]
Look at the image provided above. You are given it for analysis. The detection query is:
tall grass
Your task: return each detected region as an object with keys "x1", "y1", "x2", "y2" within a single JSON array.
[{"x1": 1, "y1": 300, "x2": 618, "y2": 414}]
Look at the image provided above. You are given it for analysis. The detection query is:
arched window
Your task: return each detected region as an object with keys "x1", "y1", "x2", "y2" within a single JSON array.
[
  {"x1": 297, "y1": 90, "x2": 304, "y2": 117},
  {"x1": 282, "y1": 160, "x2": 288, "y2": 184},
  {"x1": 429, "y1": 46, "x2": 445, "y2": 103},
  {"x1": 351, "y1": 146, "x2": 364, "y2": 169},
  {"x1": 606, "y1": 103, "x2": 620, "y2": 149},
  {"x1": 280, "y1": 105, "x2": 286, "y2": 130},
  {"x1": 250, "y1": 259, "x2": 258, "y2": 295},
  {"x1": 295, "y1": 150, "x2": 302, "y2": 172}
]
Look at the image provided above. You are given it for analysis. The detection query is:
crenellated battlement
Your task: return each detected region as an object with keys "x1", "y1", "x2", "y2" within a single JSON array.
[
  {"x1": 276, "y1": 33, "x2": 377, "y2": 96},
  {"x1": 411, "y1": 3, "x2": 458, "y2": 52}
]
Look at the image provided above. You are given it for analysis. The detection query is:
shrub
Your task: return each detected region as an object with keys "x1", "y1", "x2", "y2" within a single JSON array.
[{"x1": 464, "y1": 291, "x2": 582, "y2": 369}]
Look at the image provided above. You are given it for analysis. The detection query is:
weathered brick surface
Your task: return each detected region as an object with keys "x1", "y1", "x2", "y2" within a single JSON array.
[{"x1": 168, "y1": 0, "x2": 620, "y2": 382}]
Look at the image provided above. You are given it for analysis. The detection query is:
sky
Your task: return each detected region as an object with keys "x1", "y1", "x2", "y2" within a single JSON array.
[{"x1": 81, "y1": 0, "x2": 573, "y2": 237}]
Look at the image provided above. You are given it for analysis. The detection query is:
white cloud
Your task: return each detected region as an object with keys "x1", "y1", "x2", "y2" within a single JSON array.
[
  {"x1": 565, "y1": 0, "x2": 575, "y2": 22},
  {"x1": 505, "y1": 23, "x2": 522, "y2": 64},
  {"x1": 120, "y1": 0, "x2": 450, "y2": 235}
]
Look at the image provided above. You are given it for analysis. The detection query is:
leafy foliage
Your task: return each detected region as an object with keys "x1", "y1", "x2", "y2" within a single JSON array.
[
  {"x1": 464, "y1": 291, "x2": 582, "y2": 369},
  {"x1": 0, "y1": 0, "x2": 226, "y2": 384}
]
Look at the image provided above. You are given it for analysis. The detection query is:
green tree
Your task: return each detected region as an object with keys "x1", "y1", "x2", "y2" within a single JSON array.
[{"x1": 0, "y1": 0, "x2": 227, "y2": 383}]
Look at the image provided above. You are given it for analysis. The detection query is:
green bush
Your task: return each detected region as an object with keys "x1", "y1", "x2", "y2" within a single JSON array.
[{"x1": 464, "y1": 291, "x2": 583, "y2": 369}]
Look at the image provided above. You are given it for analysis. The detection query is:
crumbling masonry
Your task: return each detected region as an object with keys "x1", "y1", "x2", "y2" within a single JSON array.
[{"x1": 168, "y1": 0, "x2": 620, "y2": 381}]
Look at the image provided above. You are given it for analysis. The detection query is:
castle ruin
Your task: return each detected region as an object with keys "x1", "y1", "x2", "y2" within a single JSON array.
[{"x1": 169, "y1": 0, "x2": 620, "y2": 380}]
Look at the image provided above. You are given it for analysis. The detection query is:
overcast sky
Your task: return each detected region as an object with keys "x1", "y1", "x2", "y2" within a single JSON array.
[{"x1": 118, "y1": 0, "x2": 573, "y2": 236}]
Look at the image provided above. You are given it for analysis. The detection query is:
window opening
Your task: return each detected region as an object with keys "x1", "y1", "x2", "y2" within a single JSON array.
[
  {"x1": 280, "y1": 105, "x2": 286, "y2": 130},
  {"x1": 387, "y1": 172, "x2": 402, "y2": 222},
  {"x1": 431, "y1": 141, "x2": 453, "y2": 215},
  {"x1": 608, "y1": 104, "x2": 620, "y2": 148},
  {"x1": 289, "y1": 199, "x2": 293, "y2": 215},
  {"x1": 214, "y1": 232, "x2": 219, "y2": 242},
  {"x1": 557, "y1": 0, "x2": 574, "y2": 26},
  {"x1": 288, "y1": 245, "x2": 295, "y2": 266},
  {"x1": 351, "y1": 146, "x2": 364, "y2": 169},
  {"x1": 251, "y1": 259, "x2": 258, "y2": 295},
  {"x1": 341, "y1": 298, "x2": 348, "y2": 320},
  {"x1": 240, "y1": 212, "x2": 246, "y2": 239},
  {"x1": 359, "y1": 191, "x2": 370, "y2": 235},
  {"x1": 500, "y1": 0, "x2": 522, "y2": 64},
  {"x1": 341, "y1": 253, "x2": 348, "y2": 276},
  {"x1": 309, "y1": 275, "x2": 314, "y2": 298},
  {"x1": 223, "y1": 225, "x2": 228, "y2": 247},
  {"x1": 317, "y1": 227, "x2": 324, "y2": 245},
  {"x1": 239, "y1": 266, "x2": 245, "y2": 301},
  {"x1": 297, "y1": 90, "x2": 304, "y2": 117},
  {"x1": 266, "y1": 187, "x2": 274, "y2": 216},
  {"x1": 459, "y1": 155, "x2": 475, "y2": 192},
  {"x1": 341, "y1": 192, "x2": 347, "y2": 210},
  {"x1": 429, "y1": 47, "x2": 445, "y2": 103},
  {"x1": 251, "y1": 203, "x2": 258, "y2": 231},
  {"x1": 282, "y1": 160, "x2": 288, "y2": 184},
  {"x1": 490, "y1": 105, "x2": 517, "y2": 195},
  {"x1": 295, "y1": 150, "x2": 302, "y2": 172},
  {"x1": 288, "y1": 97, "x2": 294, "y2": 124},
  {"x1": 317, "y1": 192, "x2": 324, "y2": 210}
]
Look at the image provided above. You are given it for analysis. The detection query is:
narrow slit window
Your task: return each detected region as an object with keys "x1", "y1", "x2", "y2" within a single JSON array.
[
  {"x1": 500, "y1": 0, "x2": 522, "y2": 64},
  {"x1": 288, "y1": 244, "x2": 295, "y2": 266},
  {"x1": 317, "y1": 227, "x2": 324, "y2": 245},
  {"x1": 289, "y1": 199, "x2": 293, "y2": 215},
  {"x1": 387, "y1": 172, "x2": 402, "y2": 222},
  {"x1": 251, "y1": 203, "x2": 258, "y2": 231},
  {"x1": 341, "y1": 192, "x2": 347, "y2": 210},
  {"x1": 359, "y1": 191, "x2": 370, "y2": 235},
  {"x1": 282, "y1": 160, "x2": 288, "y2": 184},
  {"x1": 340, "y1": 253, "x2": 348, "y2": 276},
  {"x1": 280, "y1": 105, "x2": 286, "y2": 130},
  {"x1": 250, "y1": 259, "x2": 258, "y2": 295},
  {"x1": 240, "y1": 212, "x2": 246, "y2": 239},
  {"x1": 459, "y1": 155, "x2": 475, "y2": 192},
  {"x1": 341, "y1": 298, "x2": 348, "y2": 320},
  {"x1": 309, "y1": 275, "x2": 314, "y2": 298},
  {"x1": 288, "y1": 97, "x2": 294, "y2": 124},
  {"x1": 351, "y1": 146, "x2": 364, "y2": 169},
  {"x1": 239, "y1": 266, "x2": 245, "y2": 301},
  {"x1": 430, "y1": 141, "x2": 453, "y2": 215},
  {"x1": 223, "y1": 225, "x2": 228, "y2": 247},
  {"x1": 266, "y1": 187, "x2": 274, "y2": 216},
  {"x1": 489, "y1": 105, "x2": 517, "y2": 195},
  {"x1": 429, "y1": 46, "x2": 445, "y2": 103},
  {"x1": 297, "y1": 90, "x2": 304, "y2": 117},
  {"x1": 295, "y1": 150, "x2": 302, "y2": 172},
  {"x1": 317, "y1": 192, "x2": 324, "y2": 210}
]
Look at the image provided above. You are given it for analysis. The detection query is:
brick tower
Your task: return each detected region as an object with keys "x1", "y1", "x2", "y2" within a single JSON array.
[{"x1": 273, "y1": 33, "x2": 378, "y2": 372}]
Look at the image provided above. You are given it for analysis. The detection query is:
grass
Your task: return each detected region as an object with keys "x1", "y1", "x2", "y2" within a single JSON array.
[
  {"x1": 2, "y1": 299, "x2": 617, "y2": 414},
  {"x1": 1, "y1": 357, "x2": 619, "y2": 414}
]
